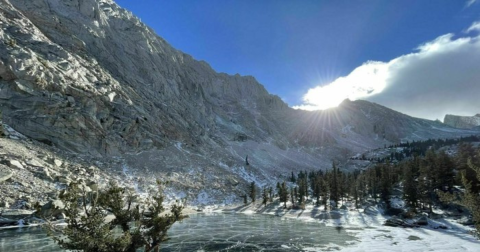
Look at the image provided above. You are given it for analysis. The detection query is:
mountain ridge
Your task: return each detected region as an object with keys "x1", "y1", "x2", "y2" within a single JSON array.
[{"x1": 1, "y1": 0, "x2": 479, "y2": 202}]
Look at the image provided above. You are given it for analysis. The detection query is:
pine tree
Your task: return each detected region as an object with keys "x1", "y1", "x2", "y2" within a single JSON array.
[
  {"x1": 268, "y1": 187, "x2": 274, "y2": 202},
  {"x1": 249, "y1": 181, "x2": 256, "y2": 203},
  {"x1": 402, "y1": 161, "x2": 418, "y2": 207},
  {"x1": 331, "y1": 162, "x2": 339, "y2": 208},
  {"x1": 321, "y1": 178, "x2": 330, "y2": 210},
  {"x1": 438, "y1": 153, "x2": 480, "y2": 237},
  {"x1": 242, "y1": 194, "x2": 248, "y2": 205},
  {"x1": 298, "y1": 178, "x2": 305, "y2": 205},
  {"x1": 313, "y1": 175, "x2": 322, "y2": 206},
  {"x1": 262, "y1": 187, "x2": 269, "y2": 207},
  {"x1": 434, "y1": 151, "x2": 454, "y2": 192},
  {"x1": 379, "y1": 164, "x2": 393, "y2": 208},
  {"x1": 290, "y1": 187, "x2": 295, "y2": 207},
  {"x1": 419, "y1": 149, "x2": 436, "y2": 213},
  {"x1": 279, "y1": 181, "x2": 289, "y2": 209},
  {"x1": 45, "y1": 181, "x2": 185, "y2": 252},
  {"x1": 455, "y1": 143, "x2": 480, "y2": 193},
  {"x1": 290, "y1": 171, "x2": 296, "y2": 183}
]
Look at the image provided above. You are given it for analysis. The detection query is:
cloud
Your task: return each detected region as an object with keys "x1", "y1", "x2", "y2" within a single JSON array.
[
  {"x1": 294, "y1": 21, "x2": 480, "y2": 121},
  {"x1": 466, "y1": 21, "x2": 480, "y2": 33},
  {"x1": 466, "y1": 0, "x2": 477, "y2": 8},
  {"x1": 293, "y1": 61, "x2": 389, "y2": 111}
]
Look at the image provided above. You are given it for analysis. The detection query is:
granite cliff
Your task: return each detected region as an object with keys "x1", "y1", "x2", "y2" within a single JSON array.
[
  {"x1": 444, "y1": 114, "x2": 480, "y2": 129},
  {"x1": 1, "y1": 0, "x2": 479, "y2": 203}
]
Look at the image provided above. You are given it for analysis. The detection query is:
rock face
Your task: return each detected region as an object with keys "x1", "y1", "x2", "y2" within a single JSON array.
[
  {"x1": 1, "y1": 0, "x2": 479, "y2": 203},
  {"x1": 444, "y1": 114, "x2": 480, "y2": 129}
]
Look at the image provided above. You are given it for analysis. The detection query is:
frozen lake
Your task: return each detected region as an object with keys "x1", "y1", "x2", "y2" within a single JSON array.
[{"x1": 0, "y1": 213, "x2": 355, "y2": 251}]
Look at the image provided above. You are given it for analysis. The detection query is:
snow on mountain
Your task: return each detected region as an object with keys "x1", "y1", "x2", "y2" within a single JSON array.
[{"x1": 1, "y1": 0, "x2": 479, "y2": 202}]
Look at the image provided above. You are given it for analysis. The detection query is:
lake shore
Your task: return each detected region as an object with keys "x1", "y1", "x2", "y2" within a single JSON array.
[{"x1": 192, "y1": 200, "x2": 480, "y2": 252}]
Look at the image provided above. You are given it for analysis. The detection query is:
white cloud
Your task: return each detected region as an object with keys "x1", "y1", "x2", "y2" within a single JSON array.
[
  {"x1": 294, "y1": 22, "x2": 480, "y2": 121},
  {"x1": 466, "y1": 0, "x2": 477, "y2": 8},
  {"x1": 293, "y1": 61, "x2": 389, "y2": 110},
  {"x1": 466, "y1": 21, "x2": 480, "y2": 33}
]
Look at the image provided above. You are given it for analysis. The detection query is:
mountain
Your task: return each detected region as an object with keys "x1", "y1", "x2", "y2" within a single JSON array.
[
  {"x1": 444, "y1": 114, "x2": 480, "y2": 129},
  {"x1": 1, "y1": 0, "x2": 479, "y2": 203}
]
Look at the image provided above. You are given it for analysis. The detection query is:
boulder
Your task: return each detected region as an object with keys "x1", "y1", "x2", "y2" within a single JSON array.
[
  {"x1": 39, "y1": 199, "x2": 65, "y2": 218},
  {"x1": 54, "y1": 159, "x2": 63, "y2": 167},
  {"x1": 55, "y1": 175, "x2": 70, "y2": 184},
  {"x1": 0, "y1": 200, "x2": 10, "y2": 208},
  {"x1": 384, "y1": 217, "x2": 416, "y2": 228},
  {"x1": 35, "y1": 167, "x2": 53, "y2": 181},
  {"x1": 0, "y1": 170, "x2": 13, "y2": 183},
  {"x1": 86, "y1": 180, "x2": 98, "y2": 191},
  {"x1": 364, "y1": 206, "x2": 379, "y2": 216},
  {"x1": 0, "y1": 217, "x2": 17, "y2": 227},
  {"x1": 415, "y1": 216, "x2": 429, "y2": 226},
  {"x1": 26, "y1": 159, "x2": 43, "y2": 167},
  {"x1": 384, "y1": 207, "x2": 404, "y2": 216},
  {"x1": 8, "y1": 160, "x2": 24, "y2": 169}
]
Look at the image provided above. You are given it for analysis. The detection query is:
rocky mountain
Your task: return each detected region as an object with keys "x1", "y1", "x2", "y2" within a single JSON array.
[
  {"x1": 1, "y1": 0, "x2": 479, "y2": 204},
  {"x1": 444, "y1": 114, "x2": 480, "y2": 129}
]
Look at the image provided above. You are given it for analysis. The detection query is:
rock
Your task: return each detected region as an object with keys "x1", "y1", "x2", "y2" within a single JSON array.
[
  {"x1": 54, "y1": 159, "x2": 63, "y2": 167},
  {"x1": 415, "y1": 216, "x2": 429, "y2": 226},
  {"x1": 55, "y1": 175, "x2": 70, "y2": 184},
  {"x1": 86, "y1": 180, "x2": 98, "y2": 191},
  {"x1": 56, "y1": 212, "x2": 66, "y2": 220},
  {"x1": 444, "y1": 114, "x2": 480, "y2": 129},
  {"x1": 339, "y1": 205, "x2": 348, "y2": 210},
  {"x1": 0, "y1": 200, "x2": 10, "y2": 208},
  {"x1": 8, "y1": 160, "x2": 24, "y2": 169},
  {"x1": 364, "y1": 206, "x2": 379, "y2": 216},
  {"x1": 26, "y1": 159, "x2": 43, "y2": 167},
  {"x1": 0, "y1": 217, "x2": 17, "y2": 227},
  {"x1": 35, "y1": 167, "x2": 53, "y2": 181},
  {"x1": 384, "y1": 207, "x2": 404, "y2": 216},
  {"x1": 1, "y1": 0, "x2": 480, "y2": 207},
  {"x1": 384, "y1": 217, "x2": 417, "y2": 228},
  {"x1": 67, "y1": 96, "x2": 75, "y2": 107},
  {"x1": 1, "y1": 209, "x2": 34, "y2": 220},
  {"x1": 39, "y1": 199, "x2": 65, "y2": 218},
  {"x1": 0, "y1": 170, "x2": 13, "y2": 183}
]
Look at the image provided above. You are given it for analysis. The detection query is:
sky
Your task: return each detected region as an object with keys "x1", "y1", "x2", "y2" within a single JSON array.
[{"x1": 115, "y1": 0, "x2": 480, "y2": 121}]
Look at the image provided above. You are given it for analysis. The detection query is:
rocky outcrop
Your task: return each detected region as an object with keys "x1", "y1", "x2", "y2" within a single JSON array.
[
  {"x1": 1, "y1": 0, "x2": 479, "y2": 205},
  {"x1": 444, "y1": 114, "x2": 480, "y2": 129}
]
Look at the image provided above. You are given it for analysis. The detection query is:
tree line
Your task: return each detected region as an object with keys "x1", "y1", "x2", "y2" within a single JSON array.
[{"x1": 256, "y1": 141, "x2": 480, "y2": 236}]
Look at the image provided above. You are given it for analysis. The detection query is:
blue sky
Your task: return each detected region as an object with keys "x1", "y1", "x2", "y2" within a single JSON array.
[{"x1": 115, "y1": 0, "x2": 480, "y2": 120}]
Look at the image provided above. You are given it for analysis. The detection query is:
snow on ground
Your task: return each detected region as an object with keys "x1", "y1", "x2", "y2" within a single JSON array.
[{"x1": 220, "y1": 201, "x2": 480, "y2": 252}]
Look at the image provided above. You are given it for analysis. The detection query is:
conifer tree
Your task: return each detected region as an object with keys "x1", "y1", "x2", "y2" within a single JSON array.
[
  {"x1": 290, "y1": 187, "x2": 295, "y2": 207},
  {"x1": 419, "y1": 149, "x2": 436, "y2": 213},
  {"x1": 331, "y1": 162, "x2": 339, "y2": 208},
  {"x1": 435, "y1": 151, "x2": 454, "y2": 192},
  {"x1": 379, "y1": 164, "x2": 393, "y2": 208},
  {"x1": 268, "y1": 187, "x2": 274, "y2": 202},
  {"x1": 438, "y1": 154, "x2": 480, "y2": 237},
  {"x1": 262, "y1": 187, "x2": 269, "y2": 207},
  {"x1": 249, "y1": 181, "x2": 256, "y2": 203},
  {"x1": 45, "y1": 181, "x2": 185, "y2": 252},
  {"x1": 321, "y1": 178, "x2": 330, "y2": 210},
  {"x1": 298, "y1": 178, "x2": 306, "y2": 204},
  {"x1": 402, "y1": 161, "x2": 418, "y2": 207},
  {"x1": 279, "y1": 181, "x2": 289, "y2": 208},
  {"x1": 313, "y1": 175, "x2": 322, "y2": 206}
]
